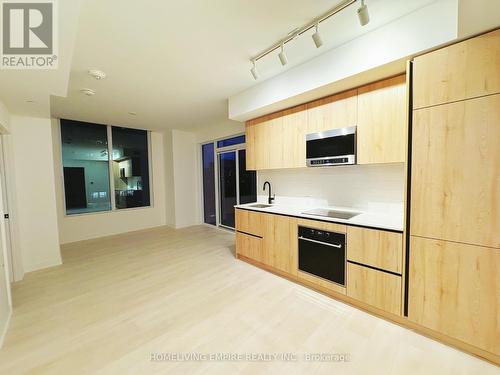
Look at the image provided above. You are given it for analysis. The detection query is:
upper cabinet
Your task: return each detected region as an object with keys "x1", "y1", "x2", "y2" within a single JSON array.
[
  {"x1": 357, "y1": 75, "x2": 407, "y2": 164},
  {"x1": 306, "y1": 89, "x2": 357, "y2": 133},
  {"x1": 413, "y1": 29, "x2": 500, "y2": 109},
  {"x1": 245, "y1": 76, "x2": 407, "y2": 170}
]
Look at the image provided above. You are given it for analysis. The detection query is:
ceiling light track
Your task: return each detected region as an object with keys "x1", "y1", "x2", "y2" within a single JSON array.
[{"x1": 249, "y1": 0, "x2": 371, "y2": 79}]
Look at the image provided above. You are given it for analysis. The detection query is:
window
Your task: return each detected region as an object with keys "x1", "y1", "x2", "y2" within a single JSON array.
[
  {"x1": 216, "y1": 135, "x2": 245, "y2": 148},
  {"x1": 112, "y1": 127, "x2": 150, "y2": 209},
  {"x1": 60, "y1": 120, "x2": 151, "y2": 215},
  {"x1": 61, "y1": 120, "x2": 111, "y2": 215}
]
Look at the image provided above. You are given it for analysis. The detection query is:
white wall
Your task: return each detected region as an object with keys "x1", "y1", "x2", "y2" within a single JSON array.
[
  {"x1": 228, "y1": 0, "x2": 459, "y2": 121},
  {"x1": 458, "y1": 0, "x2": 500, "y2": 37},
  {"x1": 52, "y1": 120, "x2": 168, "y2": 244},
  {"x1": 195, "y1": 119, "x2": 244, "y2": 144},
  {"x1": 9, "y1": 116, "x2": 62, "y2": 272},
  {"x1": 258, "y1": 164, "x2": 405, "y2": 215},
  {"x1": 171, "y1": 129, "x2": 200, "y2": 228}
]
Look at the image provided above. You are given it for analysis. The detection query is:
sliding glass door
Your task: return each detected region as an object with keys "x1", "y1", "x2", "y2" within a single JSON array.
[
  {"x1": 201, "y1": 135, "x2": 256, "y2": 230},
  {"x1": 218, "y1": 151, "x2": 237, "y2": 228}
]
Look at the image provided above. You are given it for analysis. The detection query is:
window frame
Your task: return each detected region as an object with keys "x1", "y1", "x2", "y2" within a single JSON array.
[
  {"x1": 58, "y1": 120, "x2": 153, "y2": 217},
  {"x1": 199, "y1": 132, "x2": 251, "y2": 230}
]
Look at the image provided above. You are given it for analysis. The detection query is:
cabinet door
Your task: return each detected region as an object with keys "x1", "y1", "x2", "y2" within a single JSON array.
[
  {"x1": 347, "y1": 262, "x2": 401, "y2": 315},
  {"x1": 245, "y1": 122, "x2": 256, "y2": 170},
  {"x1": 347, "y1": 226, "x2": 403, "y2": 274},
  {"x1": 306, "y1": 89, "x2": 357, "y2": 134},
  {"x1": 281, "y1": 105, "x2": 307, "y2": 168},
  {"x1": 413, "y1": 29, "x2": 500, "y2": 109},
  {"x1": 235, "y1": 209, "x2": 264, "y2": 237},
  {"x1": 409, "y1": 236, "x2": 499, "y2": 355},
  {"x1": 263, "y1": 215, "x2": 298, "y2": 275},
  {"x1": 236, "y1": 232, "x2": 263, "y2": 263},
  {"x1": 357, "y1": 75, "x2": 406, "y2": 164},
  {"x1": 411, "y1": 94, "x2": 500, "y2": 248}
]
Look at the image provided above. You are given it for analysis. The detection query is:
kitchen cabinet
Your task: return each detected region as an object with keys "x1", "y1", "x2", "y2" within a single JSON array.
[
  {"x1": 235, "y1": 208, "x2": 264, "y2": 237},
  {"x1": 347, "y1": 226, "x2": 403, "y2": 274},
  {"x1": 347, "y1": 262, "x2": 401, "y2": 315},
  {"x1": 281, "y1": 105, "x2": 307, "y2": 169},
  {"x1": 245, "y1": 106, "x2": 307, "y2": 170},
  {"x1": 236, "y1": 232, "x2": 263, "y2": 263},
  {"x1": 306, "y1": 89, "x2": 357, "y2": 133},
  {"x1": 408, "y1": 236, "x2": 499, "y2": 356},
  {"x1": 263, "y1": 214, "x2": 298, "y2": 275},
  {"x1": 411, "y1": 94, "x2": 500, "y2": 248},
  {"x1": 413, "y1": 29, "x2": 500, "y2": 109},
  {"x1": 357, "y1": 75, "x2": 407, "y2": 164}
]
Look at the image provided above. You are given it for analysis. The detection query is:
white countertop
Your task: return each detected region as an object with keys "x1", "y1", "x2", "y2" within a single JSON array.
[{"x1": 234, "y1": 202, "x2": 404, "y2": 232}]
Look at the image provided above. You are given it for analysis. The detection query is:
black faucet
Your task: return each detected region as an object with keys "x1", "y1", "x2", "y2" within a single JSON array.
[{"x1": 263, "y1": 181, "x2": 275, "y2": 205}]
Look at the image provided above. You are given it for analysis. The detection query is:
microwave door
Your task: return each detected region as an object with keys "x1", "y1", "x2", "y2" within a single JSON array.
[{"x1": 306, "y1": 126, "x2": 356, "y2": 166}]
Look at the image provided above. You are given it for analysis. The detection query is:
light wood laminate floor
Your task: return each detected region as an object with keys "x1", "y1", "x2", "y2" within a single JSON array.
[{"x1": 0, "y1": 225, "x2": 497, "y2": 374}]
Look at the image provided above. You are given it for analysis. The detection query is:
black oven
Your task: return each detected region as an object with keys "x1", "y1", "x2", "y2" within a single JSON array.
[
  {"x1": 306, "y1": 126, "x2": 356, "y2": 166},
  {"x1": 298, "y1": 226, "x2": 345, "y2": 285}
]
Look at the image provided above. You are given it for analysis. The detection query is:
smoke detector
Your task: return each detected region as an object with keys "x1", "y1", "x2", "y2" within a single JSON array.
[
  {"x1": 88, "y1": 69, "x2": 106, "y2": 80},
  {"x1": 80, "y1": 88, "x2": 96, "y2": 96}
]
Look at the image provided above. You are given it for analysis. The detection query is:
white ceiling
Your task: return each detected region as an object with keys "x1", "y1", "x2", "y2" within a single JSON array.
[{"x1": 1, "y1": 0, "x2": 440, "y2": 131}]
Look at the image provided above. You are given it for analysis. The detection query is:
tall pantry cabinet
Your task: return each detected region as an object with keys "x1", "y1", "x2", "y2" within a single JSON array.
[{"x1": 408, "y1": 29, "x2": 500, "y2": 359}]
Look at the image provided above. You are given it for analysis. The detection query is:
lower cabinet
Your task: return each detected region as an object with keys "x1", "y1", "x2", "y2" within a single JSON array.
[
  {"x1": 408, "y1": 236, "x2": 499, "y2": 356},
  {"x1": 235, "y1": 232, "x2": 263, "y2": 263},
  {"x1": 347, "y1": 262, "x2": 402, "y2": 315},
  {"x1": 263, "y1": 214, "x2": 298, "y2": 275}
]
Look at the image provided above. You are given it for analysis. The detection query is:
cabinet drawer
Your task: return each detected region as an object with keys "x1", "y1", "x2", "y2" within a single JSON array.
[
  {"x1": 347, "y1": 227, "x2": 403, "y2": 274},
  {"x1": 235, "y1": 209, "x2": 264, "y2": 237},
  {"x1": 236, "y1": 232, "x2": 263, "y2": 263},
  {"x1": 347, "y1": 262, "x2": 401, "y2": 315}
]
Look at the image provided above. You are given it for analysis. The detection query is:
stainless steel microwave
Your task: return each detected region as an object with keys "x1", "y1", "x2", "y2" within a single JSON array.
[{"x1": 306, "y1": 126, "x2": 356, "y2": 167}]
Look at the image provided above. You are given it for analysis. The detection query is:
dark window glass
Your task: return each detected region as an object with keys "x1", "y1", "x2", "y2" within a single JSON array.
[
  {"x1": 219, "y1": 151, "x2": 236, "y2": 228},
  {"x1": 238, "y1": 149, "x2": 256, "y2": 204},
  {"x1": 202, "y1": 143, "x2": 216, "y2": 225},
  {"x1": 111, "y1": 127, "x2": 150, "y2": 209},
  {"x1": 217, "y1": 135, "x2": 245, "y2": 148},
  {"x1": 60, "y1": 119, "x2": 111, "y2": 215}
]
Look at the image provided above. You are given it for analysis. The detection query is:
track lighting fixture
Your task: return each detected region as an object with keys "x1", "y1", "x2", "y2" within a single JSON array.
[
  {"x1": 249, "y1": 0, "x2": 372, "y2": 76},
  {"x1": 312, "y1": 22, "x2": 323, "y2": 48},
  {"x1": 250, "y1": 60, "x2": 259, "y2": 80},
  {"x1": 278, "y1": 41, "x2": 288, "y2": 66},
  {"x1": 357, "y1": 0, "x2": 370, "y2": 26}
]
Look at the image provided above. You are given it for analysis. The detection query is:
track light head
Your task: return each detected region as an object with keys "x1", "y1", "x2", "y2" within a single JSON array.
[
  {"x1": 278, "y1": 42, "x2": 288, "y2": 66},
  {"x1": 357, "y1": 0, "x2": 370, "y2": 26},
  {"x1": 312, "y1": 23, "x2": 323, "y2": 48},
  {"x1": 250, "y1": 60, "x2": 259, "y2": 80}
]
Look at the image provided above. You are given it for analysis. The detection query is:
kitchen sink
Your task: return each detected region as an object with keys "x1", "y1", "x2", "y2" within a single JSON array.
[
  {"x1": 248, "y1": 203, "x2": 273, "y2": 209},
  {"x1": 302, "y1": 208, "x2": 360, "y2": 220}
]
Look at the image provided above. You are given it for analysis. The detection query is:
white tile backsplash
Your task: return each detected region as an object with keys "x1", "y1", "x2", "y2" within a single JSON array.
[{"x1": 257, "y1": 163, "x2": 405, "y2": 214}]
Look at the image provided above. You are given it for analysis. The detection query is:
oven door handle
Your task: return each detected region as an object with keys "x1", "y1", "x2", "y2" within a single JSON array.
[{"x1": 298, "y1": 236, "x2": 342, "y2": 248}]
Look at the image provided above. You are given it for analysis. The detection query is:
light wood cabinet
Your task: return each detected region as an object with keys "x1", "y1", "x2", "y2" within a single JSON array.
[
  {"x1": 411, "y1": 94, "x2": 500, "y2": 249},
  {"x1": 357, "y1": 75, "x2": 407, "y2": 164},
  {"x1": 347, "y1": 262, "x2": 402, "y2": 315},
  {"x1": 263, "y1": 214, "x2": 298, "y2": 275},
  {"x1": 235, "y1": 209, "x2": 264, "y2": 237},
  {"x1": 245, "y1": 106, "x2": 307, "y2": 170},
  {"x1": 281, "y1": 105, "x2": 307, "y2": 168},
  {"x1": 306, "y1": 89, "x2": 357, "y2": 133},
  {"x1": 347, "y1": 226, "x2": 403, "y2": 274},
  {"x1": 408, "y1": 236, "x2": 499, "y2": 355},
  {"x1": 236, "y1": 232, "x2": 263, "y2": 263},
  {"x1": 413, "y1": 29, "x2": 500, "y2": 109}
]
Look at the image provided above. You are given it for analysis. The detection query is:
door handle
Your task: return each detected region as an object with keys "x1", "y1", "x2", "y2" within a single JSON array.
[{"x1": 299, "y1": 236, "x2": 342, "y2": 248}]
